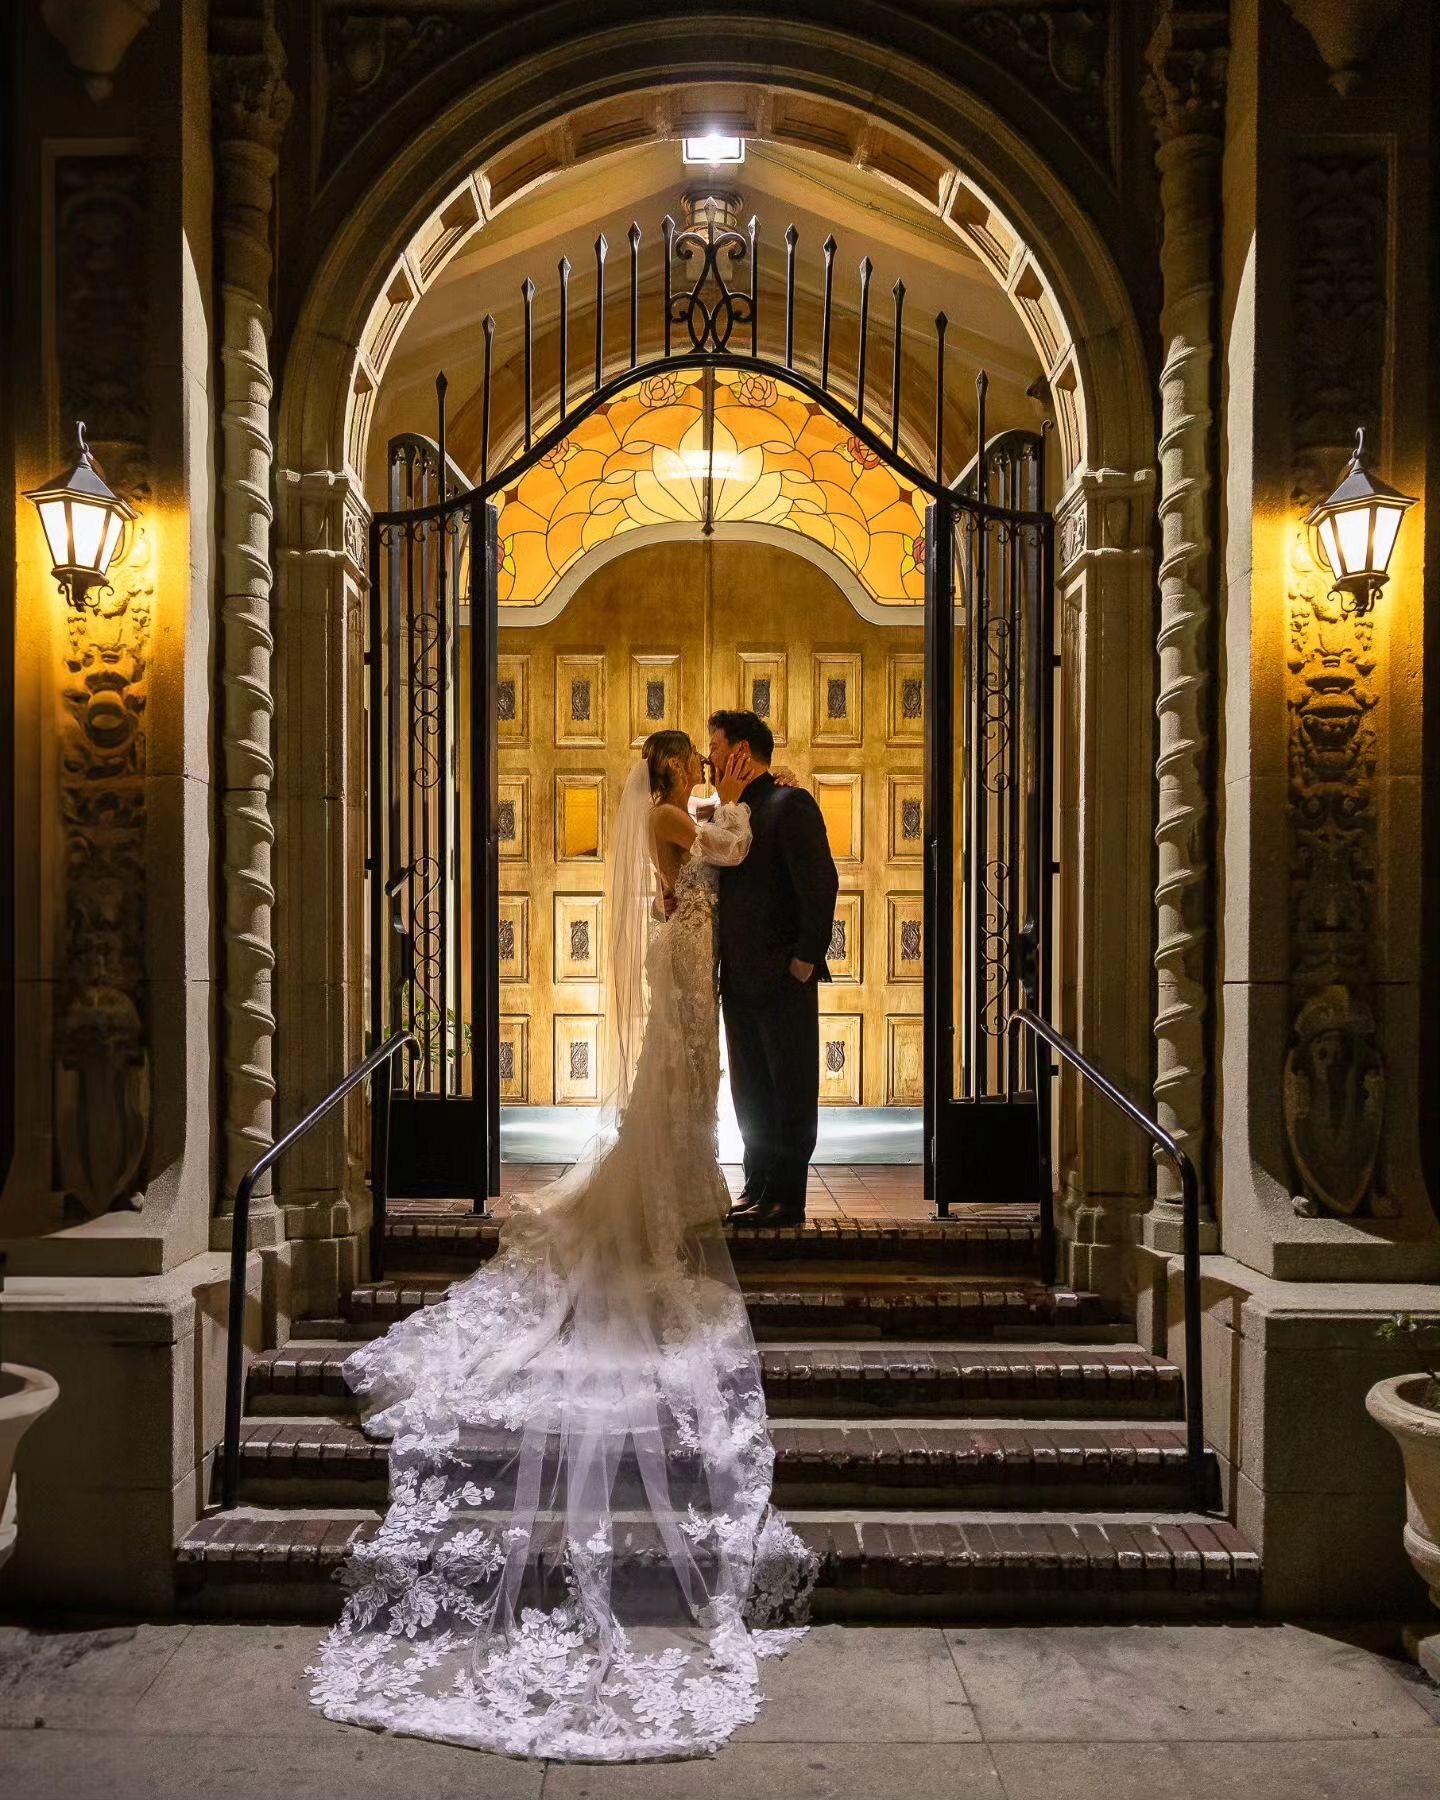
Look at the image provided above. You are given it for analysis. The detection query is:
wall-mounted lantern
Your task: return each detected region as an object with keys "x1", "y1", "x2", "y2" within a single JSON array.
[
  {"x1": 24, "y1": 421, "x2": 136, "y2": 610},
  {"x1": 1305, "y1": 427, "x2": 1416, "y2": 616}
]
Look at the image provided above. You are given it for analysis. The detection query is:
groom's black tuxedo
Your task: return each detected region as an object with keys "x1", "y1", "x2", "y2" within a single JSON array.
[{"x1": 718, "y1": 773, "x2": 839, "y2": 1215}]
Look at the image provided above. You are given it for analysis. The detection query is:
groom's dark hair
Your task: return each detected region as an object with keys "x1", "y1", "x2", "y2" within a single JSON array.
[{"x1": 708, "y1": 709, "x2": 774, "y2": 764}]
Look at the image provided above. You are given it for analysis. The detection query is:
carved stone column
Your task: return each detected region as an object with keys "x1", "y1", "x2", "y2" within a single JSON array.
[
  {"x1": 211, "y1": 7, "x2": 291, "y2": 1235},
  {"x1": 1143, "y1": 2, "x2": 1227, "y2": 1253}
]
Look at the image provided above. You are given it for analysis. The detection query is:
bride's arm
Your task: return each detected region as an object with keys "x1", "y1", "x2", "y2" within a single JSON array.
[
  {"x1": 652, "y1": 801, "x2": 752, "y2": 867},
  {"x1": 691, "y1": 800, "x2": 752, "y2": 866}
]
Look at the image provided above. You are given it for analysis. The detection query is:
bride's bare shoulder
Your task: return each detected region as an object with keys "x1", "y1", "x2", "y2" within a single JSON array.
[{"x1": 651, "y1": 802, "x2": 694, "y2": 842}]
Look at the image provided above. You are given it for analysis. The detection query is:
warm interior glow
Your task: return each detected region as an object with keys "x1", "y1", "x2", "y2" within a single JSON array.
[
  {"x1": 682, "y1": 133, "x2": 744, "y2": 165},
  {"x1": 562, "y1": 785, "x2": 601, "y2": 858},
  {"x1": 816, "y1": 782, "x2": 855, "y2": 859}
]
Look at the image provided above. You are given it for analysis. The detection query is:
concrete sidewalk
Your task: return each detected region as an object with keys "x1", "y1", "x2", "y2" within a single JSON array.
[{"x1": 1, "y1": 1620, "x2": 1437, "y2": 1799}]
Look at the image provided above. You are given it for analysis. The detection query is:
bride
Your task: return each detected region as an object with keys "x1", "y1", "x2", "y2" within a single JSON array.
[{"x1": 309, "y1": 729, "x2": 817, "y2": 1761}]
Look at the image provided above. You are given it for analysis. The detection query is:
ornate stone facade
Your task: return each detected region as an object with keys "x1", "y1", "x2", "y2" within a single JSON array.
[
  {"x1": 1282, "y1": 154, "x2": 1390, "y2": 1219},
  {"x1": 966, "y1": 7, "x2": 1112, "y2": 165},
  {"x1": 52, "y1": 153, "x2": 153, "y2": 1217}
]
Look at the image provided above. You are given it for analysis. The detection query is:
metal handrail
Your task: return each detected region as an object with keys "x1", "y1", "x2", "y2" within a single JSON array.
[
  {"x1": 219, "y1": 1029, "x2": 416, "y2": 1511},
  {"x1": 1008, "y1": 1007, "x2": 1213, "y2": 1512}
]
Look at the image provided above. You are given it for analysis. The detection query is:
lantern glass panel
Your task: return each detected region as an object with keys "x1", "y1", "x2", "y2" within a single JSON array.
[
  {"x1": 1330, "y1": 506, "x2": 1371, "y2": 579},
  {"x1": 98, "y1": 508, "x2": 125, "y2": 574},
  {"x1": 69, "y1": 496, "x2": 111, "y2": 572},
  {"x1": 1370, "y1": 501, "x2": 1404, "y2": 576},
  {"x1": 37, "y1": 499, "x2": 72, "y2": 570}
]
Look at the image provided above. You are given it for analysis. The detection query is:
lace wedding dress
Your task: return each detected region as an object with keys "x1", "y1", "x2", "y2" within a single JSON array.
[{"x1": 310, "y1": 769, "x2": 816, "y2": 1760}]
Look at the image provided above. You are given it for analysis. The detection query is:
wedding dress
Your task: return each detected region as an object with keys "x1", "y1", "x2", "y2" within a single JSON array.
[{"x1": 309, "y1": 763, "x2": 816, "y2": 1760}]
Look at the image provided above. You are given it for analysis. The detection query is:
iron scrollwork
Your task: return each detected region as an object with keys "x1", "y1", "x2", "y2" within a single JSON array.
[{"x1": 666, "y1": 209, "x2": 755, "y2": 354}]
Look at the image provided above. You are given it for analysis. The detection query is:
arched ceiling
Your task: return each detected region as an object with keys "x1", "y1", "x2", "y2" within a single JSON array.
[{"x1": 367, "y1": 135, "x2": 1047, "y2": 505}]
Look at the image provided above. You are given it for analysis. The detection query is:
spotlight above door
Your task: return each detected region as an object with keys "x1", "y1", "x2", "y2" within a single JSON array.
[{"x1": 682, "y1": 132, "x2": 745, "y2": 165}]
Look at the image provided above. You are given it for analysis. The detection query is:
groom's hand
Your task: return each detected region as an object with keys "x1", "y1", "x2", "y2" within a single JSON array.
[{"x1": 788, "y1": 957, "x2": 814, "y2": 983}]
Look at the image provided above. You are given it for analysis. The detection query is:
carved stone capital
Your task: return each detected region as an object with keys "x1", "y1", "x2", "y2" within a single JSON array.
[
  {"x1": 1281, "y1": 0, "x2": 1405, "y2": 97},
  {"x1": 210, "y1": 5, "x2": 293, "y2": 158},
  {"x1": 1056, "y1": 466, "x2": 1155, "y2": 577},
  {"x1": 277, "y1": 467, "x2": 372, "y2": 584},
  {"x1": 1144, "y1": 2, "x2": 1229, "y2": 147}
]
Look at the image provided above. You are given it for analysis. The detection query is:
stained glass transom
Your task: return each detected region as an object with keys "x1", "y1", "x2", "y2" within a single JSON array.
[{"x1": 495, "y1": 368, "x2": 929, "y2": 607}]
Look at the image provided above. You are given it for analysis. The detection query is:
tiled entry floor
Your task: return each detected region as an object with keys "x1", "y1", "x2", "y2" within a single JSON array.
[{"x1": 391, "y1": 1162, "x2": 936, "y2": 1222}]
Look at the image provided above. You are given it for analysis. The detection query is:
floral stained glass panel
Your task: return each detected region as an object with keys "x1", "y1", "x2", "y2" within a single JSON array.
[{"x1": 496, "y1": 368, "x2": 929, "y2": 609}]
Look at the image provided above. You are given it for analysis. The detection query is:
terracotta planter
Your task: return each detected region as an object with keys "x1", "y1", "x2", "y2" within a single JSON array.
[
  {"x1": 1367, "y1": 1373, "x2": 1440, "y2": 1609},
  {"x1": 0, "y1": 1364, "x2": 60, "y2": 1572}
]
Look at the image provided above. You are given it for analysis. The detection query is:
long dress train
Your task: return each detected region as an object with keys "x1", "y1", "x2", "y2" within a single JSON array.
[{"x1": 308, "y1": 797, "x2": 816, "y2": 1760}]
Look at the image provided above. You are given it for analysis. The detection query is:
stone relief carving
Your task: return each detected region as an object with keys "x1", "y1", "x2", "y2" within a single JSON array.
[
  {"x1": 53, "y1": 154, "x2": 153, "y2": 1216},
  {"x1": 1056, "y1": 495, "x2": 1087, "y2": 571},
  {"x1": 1282, "y1": 154, "x2": 1390, "y2": 1219},
  {"x1": 323, "y1": 9, "x2": 467, "y2": 173},
  {"x1": 967, "y1": 7, "x2": 1111, "y2": 166}
]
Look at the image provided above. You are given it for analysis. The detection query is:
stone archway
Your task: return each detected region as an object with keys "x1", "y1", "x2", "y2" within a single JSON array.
[{"x1": 257, "y1": 17, "x2": 1160, "y2": 1310}]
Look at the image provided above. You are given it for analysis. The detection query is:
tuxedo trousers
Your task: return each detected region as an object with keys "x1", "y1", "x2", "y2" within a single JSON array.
[{"x1": 721, "y1": 975, "x2": 821, "y2": 1212}]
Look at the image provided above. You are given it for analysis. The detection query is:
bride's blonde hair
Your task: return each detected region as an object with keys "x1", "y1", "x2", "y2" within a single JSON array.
[{"x1": 641, "y1": 730, "x2": 692, "y2": 802}]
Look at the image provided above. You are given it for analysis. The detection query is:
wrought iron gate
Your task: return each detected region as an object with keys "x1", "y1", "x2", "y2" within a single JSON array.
[{"x1": 365, "y1": 203, "x2": 1056, "y2": 1217}]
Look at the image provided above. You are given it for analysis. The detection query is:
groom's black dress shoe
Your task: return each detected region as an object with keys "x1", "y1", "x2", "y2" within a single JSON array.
[
  {"x1": 739, "y1": 1199, "x2": 806, "y2": 1229},
  {"x1": 727, "y1": 1187, "x2": 767, "y2": 1223}
]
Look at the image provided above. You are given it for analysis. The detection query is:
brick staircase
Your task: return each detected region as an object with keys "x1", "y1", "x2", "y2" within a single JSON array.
[{"x1": 176, "y1": 1207, "x2": 1258, "y2": 1619}]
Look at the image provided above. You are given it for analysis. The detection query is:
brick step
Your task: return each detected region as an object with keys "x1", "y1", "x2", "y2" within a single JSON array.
[
  {"x1": 382, "y1": 1212, "x2": 1041, "y2": 1276},
  {"x1": 175, "y1": 1506, "x2": 1258, "y2": 1621},
  {"x1": 222, "y1": 1415, "x2": 1212, "y2": 1510},
  {"x1": 248, "y1": 1340, "x2": 1183, "y2": 1421},
  {"x1": 309, "y1": 1278, "x2": 1118, "y2": 1342}
]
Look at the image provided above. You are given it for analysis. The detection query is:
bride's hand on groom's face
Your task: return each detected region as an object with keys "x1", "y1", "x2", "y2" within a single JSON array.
[{"x1": 716, "y1": 745, "x2": 754, "y2": 805}]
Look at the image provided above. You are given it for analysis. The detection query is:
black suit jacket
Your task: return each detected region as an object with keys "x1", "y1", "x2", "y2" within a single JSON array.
[{"x1": 718, "y1": 773, "x2": 840, "y2": 995}]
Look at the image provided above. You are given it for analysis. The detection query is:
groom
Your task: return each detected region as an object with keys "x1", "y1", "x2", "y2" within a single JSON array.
[{"x1": 708, "y1": 709, "x2": 839, "y2": 1228}]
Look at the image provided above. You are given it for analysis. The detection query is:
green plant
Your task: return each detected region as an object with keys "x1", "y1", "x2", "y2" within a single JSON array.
[{"x1": 1376, "y1": 1313, "x2": 1440, "y2": 1411}]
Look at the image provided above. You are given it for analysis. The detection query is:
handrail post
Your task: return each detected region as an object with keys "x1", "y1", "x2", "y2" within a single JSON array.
[
  {"x1": 370, "y1": 1053, "x2": 394, "y2": 1281},
  {"x1": 1182, "y1": 1154, "x2": 1208, "y2": 1509},
  {"x1": 1032, "y1": 1026, "x2": 1057, "y2": 1285},
  {"x1": 219, "y1": 1029, "x2": 415, "y2": 1512},
  {"x1": 1008, "y1": 1007, "x2": 1212, "y2": 1514},
  {"x1": 220, "y1": 1170, "x2": 255, "y2": 1512}
]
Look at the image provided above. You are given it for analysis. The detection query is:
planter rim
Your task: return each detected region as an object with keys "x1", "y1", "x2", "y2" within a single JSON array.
[
  {"x1": 0, "y1": 1363, "x2": 60, "y2": 1425},
  {"x1": 1366, "y1": 1371, "x2": 1440, "y2": 1440}
]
